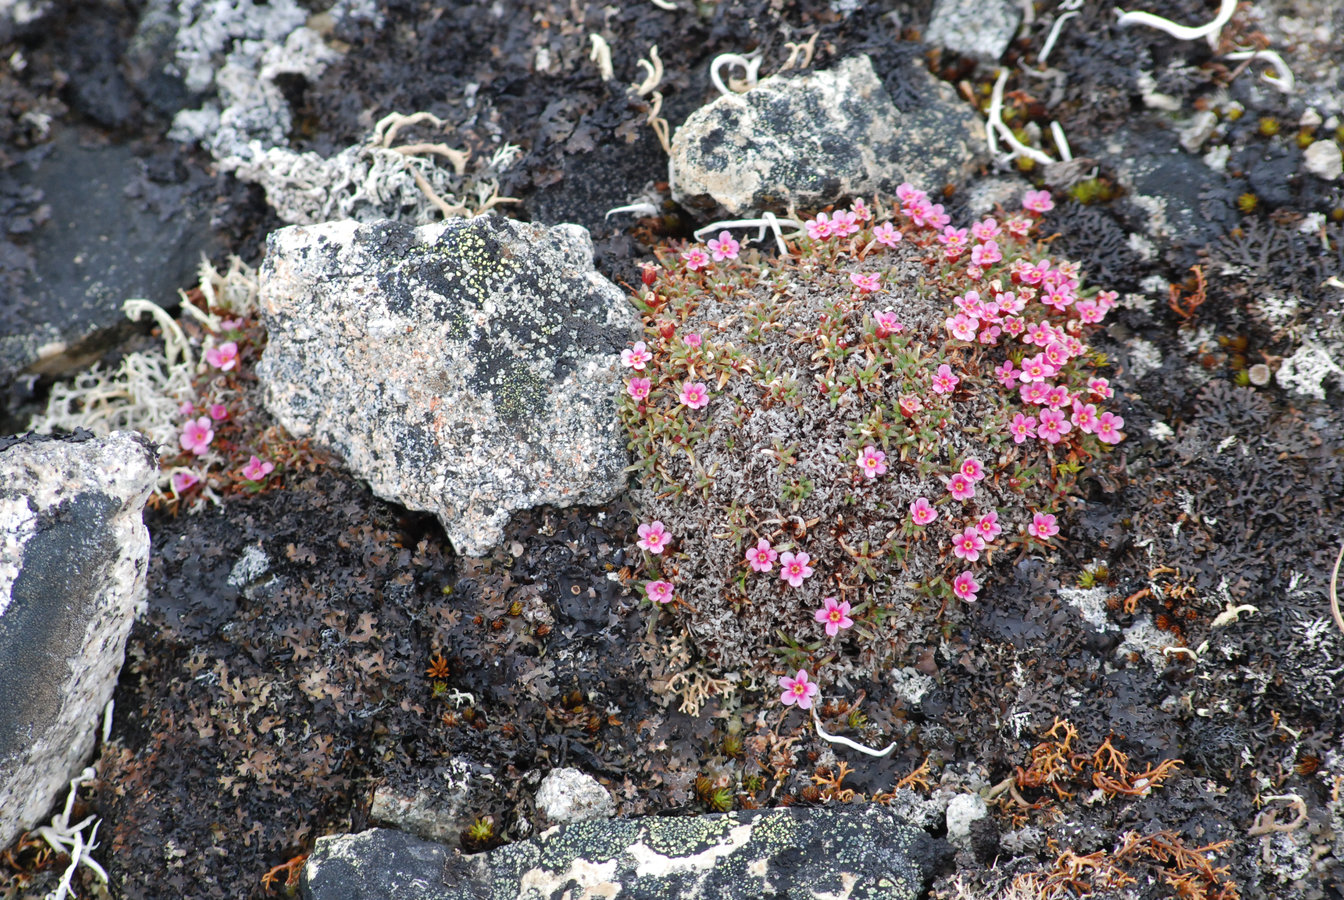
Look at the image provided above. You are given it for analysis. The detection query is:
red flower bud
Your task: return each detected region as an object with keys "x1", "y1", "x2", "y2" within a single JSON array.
[
  {"x1": 658, "y1": 320, "x2": 675, "y2": 340},
  {"x1": 641, "y1": 264, "x2": 657, "y2": 286}
]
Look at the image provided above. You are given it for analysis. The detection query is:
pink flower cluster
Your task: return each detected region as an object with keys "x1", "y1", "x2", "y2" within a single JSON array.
[{"x1": 742, "y1": 538, "x2": 813, "y2": 588}]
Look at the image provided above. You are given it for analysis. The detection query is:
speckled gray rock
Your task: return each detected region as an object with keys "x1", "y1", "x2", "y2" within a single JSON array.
[
  {"x1": 0, "y1": 430, "x2": 157, "y2": 848},
  {"x1": 924, "y1": 0, "x2": 1021, "y2": 62},
  {"x1": 368, "y1": 758, "x2": 490, "y2": 846},
  {"x1": 257, "y1": 216, "x2": 638, "y2": 557},
  {"x1": 535, "y1": 767, "x2": 615, "y2": 824},
  {"x1": 302, "y1": 806, "x2": 948, "y2": 900},
  {"x1": 669, "y1": 55, "x2": 987, "y2": 216}
]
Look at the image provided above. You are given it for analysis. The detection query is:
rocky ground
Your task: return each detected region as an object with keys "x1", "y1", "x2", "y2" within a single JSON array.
[{"x1": 2, "y1": 0, "x2": 1343, "y2": 898}]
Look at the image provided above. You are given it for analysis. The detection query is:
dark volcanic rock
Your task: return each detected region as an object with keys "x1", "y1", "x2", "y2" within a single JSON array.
[{"x1": 303, "y1": 806, "x2": 948, "y2": 900}]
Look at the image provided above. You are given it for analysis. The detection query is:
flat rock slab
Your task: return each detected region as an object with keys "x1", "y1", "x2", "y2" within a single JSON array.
[
  {"x1": 303, "y1": 805, "x2": 948, "y2": 900},
  {"x1": 0, "y1": 430, "x2": 156, "y2": 847},
  {"x1": 669, "y1": 54, "x2": 986, "y2": 216},
  {"x1": 0, "y1": 129, "x2": 221, "y2": 389},
  {"x1": 257, "y1": 216, "x2": 638, "y2": 557}
]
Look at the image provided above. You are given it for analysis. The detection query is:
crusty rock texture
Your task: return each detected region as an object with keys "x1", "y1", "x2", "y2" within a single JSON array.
[
  {"x1": 0, "y1": 430, "x2": 157, "y2": 848},
  {"x1": 669, "y1": 54, "x2": 986, "y2": 216},
  {"x1": 257, "y1": 215, "x2": 638, "y2": 557}
]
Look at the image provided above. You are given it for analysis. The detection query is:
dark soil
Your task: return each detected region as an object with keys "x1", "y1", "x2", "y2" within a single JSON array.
[{"x1": 2, "y1": 0, "x2": 1343, "y2": 898}]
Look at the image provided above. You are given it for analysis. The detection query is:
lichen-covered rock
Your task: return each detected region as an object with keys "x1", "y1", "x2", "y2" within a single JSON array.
[
  {"x1": 367, "y1": 757, "x2": 494, "y2": 847},
  {"x1": 924, "y1": 0, "x2": 1021, "y2": 62},
  {"x1": 257, "y1": 215, "x2": 638, "y2": 557},
  {"x1": 0, "y1": 430, "x2": 157, "y2": 848},
  {"x1": 302, "y1": 805, "x2": 948, "y2": 900},
  {"x1": 535, "y1": 767, "x2": 615, "y2": 824},
  {"x1": 669, "y1": 55, "x2": 986, "y2": 216}
]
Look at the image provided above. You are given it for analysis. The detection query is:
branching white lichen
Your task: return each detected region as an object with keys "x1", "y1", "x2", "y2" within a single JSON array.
[
  {"x1": 632, "y1": 44, "x2": 663, "y2": 97},
  {"x1": 985, "y1": 70, "x2": 1056, "y2": 167},
  {"x1": 588, "y1": 33, "x2": 614, "y2": 82},
  {"x1": 1038, "y1": 11, "x2": 1078, "y2": 64},
  {"x1": 36, "y1": 767, "x2": 108, "y2": 900},
  {"x1": 710, "y1": 52, "x2": 762, "y2": 98},
  {"x1": 1115, "y1": 0, "x2": 1236, "y2": 48},
  {"x1": 1223, "y1": 49, "x2": 1296, "y2": 94},
  {"x1": 779, "y1": 33, "x2": 820, "y2": 73},
  {"x1": 812, "y1": 707, "x2": 896, "y2": 757},
  {"x1": 693, "y1": 213, "x2": 805, "y2": 256}
]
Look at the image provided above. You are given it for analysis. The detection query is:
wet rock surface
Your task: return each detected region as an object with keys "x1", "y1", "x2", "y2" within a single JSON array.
[{"x1": 2, "y1": 0, "x2": 1344, "y2": 898}]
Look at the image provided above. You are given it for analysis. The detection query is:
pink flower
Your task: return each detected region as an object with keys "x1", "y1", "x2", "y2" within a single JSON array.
[
  {"x1": 873, "y1": 311, "x2": 905, "y2": 337},
  {"x1": 977, "y1": 511, "x2": 1002, "y2": 541},
  {"x1": 931, "y1": 363, "x2": 960, "y2": 395},
  {"x1": 646, "y1": 580, "x2": 674, "y2": 604},
  {"x1": 910, "y1": 496, "x2": 938, "y2": 526},
  {"x1": 1042, "y1": 341, "x2": 1070, "y2": 369},
  {"x1": 208, "y1": 403, "x2": 229, "y2": 421},
  {"x1": 996, "y1": 360, "x2": 1020, "y2": 388},
  {"x1": 1044, "y1": 385, "x2": 1072, "y2": 409},
  {"x1": 952, "y1": 528, "x2": 986, "y2": 562},
  {"x1": 220, "y1": 317, "x2": 244, "y2": 331},
  {"x1": 1023, "y1": 189, "x2": 1055, "y2": 214},
  {"x1": 171, "y1": 470, "x2": 200, "y2": 493},
  {"x1": 850, "y1": 198, "x2": 873, "y2": 221},
  {"x1": 637, "y1": 521, "x2": 671, "y2": 554},
  {"x1": 805, "y1": 213, "x2": 834, "y2": 240},
  {"x1": 205, "y1": 341, "x2": 238, "y2": 371},
  {"x1": 627, "y1": 377, "x2": 651, "y2": 400},
  {"x1": 1020, "y1": 382, "x2": 1050, "y2": 406},
  {"x1": 959, "y1": 458, "x2": 985, "y2": 482},
  {"x1": 1075, "y1": 300, "x2": 1104, "y2": 324},
  {"x1": 952, "y1": 571, "x2": 980, "y2": 602},
  {"x1": 622, "y1": 341, "x2": 652, "y2": 369},
  {"x1": 707, "y1": 230, "x2": 741, "y2": 261},
  {"x1": 1094, "y1": 411, "x2": 1125, "y2": 444},
  {"x1": 896, "y1": 183, "x2": 926, "y2": 204},
  {"x1": 945, "y1": 313, "x2": 979, "y2": 342},
  {"x1": 679, "y1": 381, "x2": 710, "y2": 409},
  {"x1": 1028, "y1": 512, "x2": 1060, "y2": 539},
  {"x1": 1070, "y1": 401, "x2": 1098, "y2": 433},
  {"x1": 178, "y1": 400, "x2": 195, "y2": 416},
  {"x1": 1009, "y1": 412, "x2": 1038, "y2": 443},
  {"x1": 971, "y1": 241, "x2": 1002, "y2": 268},
  {"x1": 1006, "y1": 217, "x2": 1032, "y2": 238},
  {"x1": 745, "y1": 538, "x2": 778, "y2": 573},
  {"x1": 831, "y1": 210, "x2": 861, "y2": 237},
  {"x1": 872, "y1": 221, "x2": 903, "y2": 247},
  {"x1": 1037, "y1": 408, "x2": 1072, "y2": 444},
  {"x1": 682, "y1": 247, "x2": 710, "y2": 271},
  {"x1": 858, "y1": 445, "x2": 887, "y2": 479},
  {"x1": 815, "y1": 597, "x2": 855, "y2": 637},
  {"x1": 1018, "y1": 355, "x2": 1052, "y2": 383},
  {"x1": 179, "y1": 416, "x2": 214, "y2": 456},
  {"x1": 779, "y1": 551, "x2": 814, "y2": 588},
  {"x1": 684, "y1": 333, "x2": 703, "y2": 348},
  {"x1": 898, "y1": 394, "x2": 924, "y2": 418},
  {"x1": 241, "y1": 455, "x2": 275, "y2": 481},
  {"x1": 937, "y1": 225, "x2": 969, "y2": 257},
  {"x1": 850, "y1": 272, "x2": 881, "y2": 293},
  {"x1": 971, "y1": 217, "x2": 1001, "y2": 241},
  {"x1": 946, "y1": 473, "x2": 976, "y2": 501},
  {"x1": 779, "y1": 669, "x2": 820, "y2": 709},
  {"x1": 1088, "y1": 377, "x2": 1114, "y2": 400}
]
